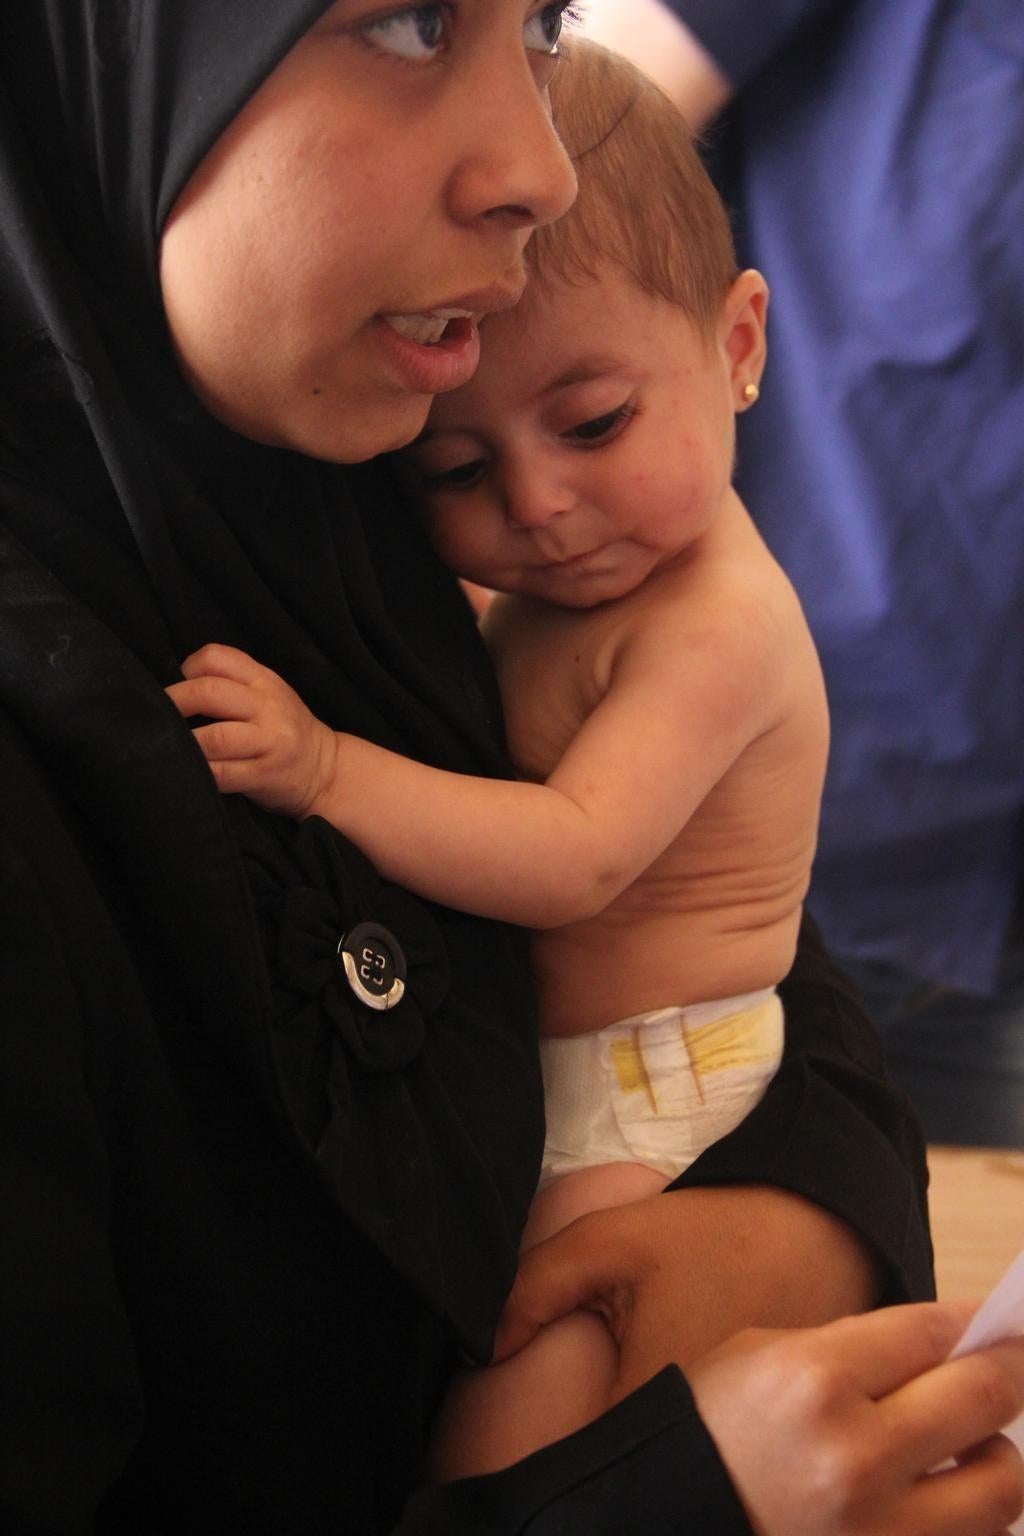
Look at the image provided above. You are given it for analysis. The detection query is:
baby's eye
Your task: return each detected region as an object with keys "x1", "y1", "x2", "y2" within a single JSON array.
[
  {"x1": 421, "y1": 459, "x2": 487, "y2": 492},
  {"x1": 360, "y1": 4, "x2": 449, "y2": 61},
  {"x1": 524, "y1": 3, "x2": 577, "y2": 56},
  {"x1": 563, "y1": 405, "x2": 633, "y2": 446}
]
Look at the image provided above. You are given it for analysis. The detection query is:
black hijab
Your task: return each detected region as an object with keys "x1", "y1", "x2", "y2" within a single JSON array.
[
  {"x1": 0, "y1": 1, "x2": 540, "y2": 1357},
  {"x1": 0, "y1": 0, "x2": 511, "y2": 760}
]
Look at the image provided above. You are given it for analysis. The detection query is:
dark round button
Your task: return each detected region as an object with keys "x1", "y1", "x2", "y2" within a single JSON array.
[{"x1": 338, "y1": 923, "x2": 407, "y2": 1012}]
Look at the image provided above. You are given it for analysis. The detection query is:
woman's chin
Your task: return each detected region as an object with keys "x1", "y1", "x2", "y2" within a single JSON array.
[
  {"x1": 185, "y1": 370, "x2": 435, "y2": 465},
  {"x1": 287, "y1": 394, "x2": 434, "y2": 465}
]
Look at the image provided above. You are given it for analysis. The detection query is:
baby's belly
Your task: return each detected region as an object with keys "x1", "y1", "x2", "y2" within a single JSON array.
[{"x1": 533, "y1": 898, "x2": 801, "y2": 1038}]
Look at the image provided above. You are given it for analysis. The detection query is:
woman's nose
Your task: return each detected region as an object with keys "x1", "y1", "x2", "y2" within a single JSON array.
[{"x1": 446, "y1": 58, "x2": 577, "y2": 233}]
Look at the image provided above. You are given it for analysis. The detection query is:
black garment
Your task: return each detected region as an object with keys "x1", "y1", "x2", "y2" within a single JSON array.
[{"x1": 0, "y1": 4, "x2": 931, "y2": 1533}]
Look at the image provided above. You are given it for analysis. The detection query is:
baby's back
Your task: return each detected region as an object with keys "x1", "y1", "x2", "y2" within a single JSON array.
[{"x1": 484, "y1": 494, "x2": 829, "y2": 1037}]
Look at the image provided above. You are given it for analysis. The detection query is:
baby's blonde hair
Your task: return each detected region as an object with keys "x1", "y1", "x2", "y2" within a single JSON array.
[{"x1": 531, "y1": 38, "x2": 738, "y2": 334}]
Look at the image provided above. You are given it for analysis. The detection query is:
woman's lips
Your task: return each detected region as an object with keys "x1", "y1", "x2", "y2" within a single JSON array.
[{"x1": 375, "y1": 312, "x2": 481, "y2": 395}]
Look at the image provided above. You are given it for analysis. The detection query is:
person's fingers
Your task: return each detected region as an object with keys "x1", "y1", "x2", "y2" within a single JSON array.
[
  {"x1": 166, "y1": 676, "x2": 255, "y2": 724},
  {"x1": 191, "y1": 721, "x2": 264, "y2": 763},
  {"x1": 900, "y1": 1434, "x2": 1024, "y2": 1536},
  {"x1": 179, "y1": 643, "x2": 262, "y2": 682},
  {"x1": 491, "y1": 1212, "x2": 636, "y2": 1361},
  {"x1": 879, "y1": 1337, "x2": 1024, "y2": 1475},
  {"x1": 690, "y1": 1322, "x2": 1023, "y2": 1536},
  {"x1": 164, "y1": 680, "x2": 194, "y2": 716},
  {"x1": 785, "y1": 1301, "x2": 978, "y2": 1401}
]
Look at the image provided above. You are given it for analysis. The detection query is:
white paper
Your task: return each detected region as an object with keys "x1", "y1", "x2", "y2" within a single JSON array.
[{"x1": 947, "y1": 1248, "x2": 1024, "y2": 1534}]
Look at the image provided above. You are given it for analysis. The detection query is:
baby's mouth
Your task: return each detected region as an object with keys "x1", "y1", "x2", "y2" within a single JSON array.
[{"x1": 381, "y1": 310, "x2": 473, "y2": 347}]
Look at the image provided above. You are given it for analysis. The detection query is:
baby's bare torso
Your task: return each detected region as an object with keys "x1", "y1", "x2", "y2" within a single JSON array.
[{"x1": 484, "y1": 497, "x2": 829, "y2": 1037}]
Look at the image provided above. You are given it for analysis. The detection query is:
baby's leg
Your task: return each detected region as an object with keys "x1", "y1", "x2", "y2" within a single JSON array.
[{"x1": 429, "y1": 1160, "x2": 666, "y2": 1482}]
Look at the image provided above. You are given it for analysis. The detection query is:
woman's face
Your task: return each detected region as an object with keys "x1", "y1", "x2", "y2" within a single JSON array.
[{"x1": 159, "y1": 1, "x2": 578, "y2": 463}]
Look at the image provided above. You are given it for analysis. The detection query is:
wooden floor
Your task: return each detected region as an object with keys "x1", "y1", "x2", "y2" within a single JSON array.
[{"x1": 927, "y1": 1144, "x2": 1024, "y2": 1300}]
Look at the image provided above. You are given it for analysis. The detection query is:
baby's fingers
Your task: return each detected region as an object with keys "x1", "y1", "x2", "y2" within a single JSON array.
[
  {"x1": 189, "y1": 731, "x2": 301, "y2": 812},
  {"x1": 180, "y1": 643, "x2": 263, "y2": 682},
  {"x1": 201, "y1": 756, "x2": 265, "y2": 797},
  {"x1": 166, "y1": 675, "x2": 255, "y2": 724},
  {"x1": 191, "y1": 720, "x2": 264, "y2": 764}
]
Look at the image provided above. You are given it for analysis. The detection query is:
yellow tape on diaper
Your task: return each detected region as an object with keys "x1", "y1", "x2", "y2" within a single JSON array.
[
  {"x1": 684, "y1": 999, "x2": 782, "y2": 1076},
  {"x1": 608, "y1": 997, "x2": 782, "y2": 1118},
  {"x1": 609, "y1": 1034, "x2": 658, "y2": 1110}
]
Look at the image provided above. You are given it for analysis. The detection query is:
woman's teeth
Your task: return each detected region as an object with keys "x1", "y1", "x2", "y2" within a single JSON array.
[{"x1": 382, "y1": 309, "x2": 472, "y2": 346}]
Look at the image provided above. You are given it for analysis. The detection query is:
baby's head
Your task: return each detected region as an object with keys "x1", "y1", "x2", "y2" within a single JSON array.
[
  {"x1": 527, "y1": 33, "x2": 739, "y2": 339},
  {"x1": 408, "y1": 38, "x2": 768, "y2": 609}
]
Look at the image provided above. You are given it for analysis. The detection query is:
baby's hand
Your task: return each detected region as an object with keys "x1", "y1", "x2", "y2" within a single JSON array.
[{"x1": 166, "y1": 643, "x2": 338, "y2": 819}]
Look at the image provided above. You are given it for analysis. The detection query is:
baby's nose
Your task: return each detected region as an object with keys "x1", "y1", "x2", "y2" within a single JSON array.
[{"x1": 504, "y1": 466, "x2": 571, "y2": 529}]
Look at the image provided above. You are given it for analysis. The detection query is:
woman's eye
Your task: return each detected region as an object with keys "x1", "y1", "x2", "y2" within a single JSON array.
[
  {"x1": 361, "y1": 5, "x2": 448, "y2": 61},
  {"x1": 564, "y1": 406, "x2": 632, "y2": 446},
  {"x1": 524, "y1": 3, "x2": 579, "y2": 56},
  {"x1": 422, "y1": 459, "x2": 487, "y2": 491}
]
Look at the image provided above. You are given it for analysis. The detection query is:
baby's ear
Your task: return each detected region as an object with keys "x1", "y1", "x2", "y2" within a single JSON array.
[{"x1": 720, "y1": 269, "x2": 769, "y2": 410}]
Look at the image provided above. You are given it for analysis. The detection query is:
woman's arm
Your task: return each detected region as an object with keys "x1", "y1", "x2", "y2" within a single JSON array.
[{"x1": 677, "y1": 911, "x2": 935, "y2": 1303}]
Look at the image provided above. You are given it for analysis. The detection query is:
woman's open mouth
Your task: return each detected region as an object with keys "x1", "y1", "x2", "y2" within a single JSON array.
[
  {"x1": 376, "y1": 310, "x2": 480, "y2": 395},
  {"x1": 383, "y1": 310, "x2": 471, "y2": 346}
]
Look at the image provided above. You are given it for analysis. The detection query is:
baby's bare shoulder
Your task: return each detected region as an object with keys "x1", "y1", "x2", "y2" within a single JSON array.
[
  {"x1": 622, "y1": 552, "x2": 790, "y2": 673},
  {"x1": 611, "y1": 545, "x2": 824, "y2": 759}
]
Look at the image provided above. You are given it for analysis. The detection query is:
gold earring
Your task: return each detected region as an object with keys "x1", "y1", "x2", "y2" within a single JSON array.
[{"x1": 742, "y1": 383, "x2": 760, "y2": 406}]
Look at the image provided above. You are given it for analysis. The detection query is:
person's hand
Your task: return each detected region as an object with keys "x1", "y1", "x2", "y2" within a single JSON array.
[
  {"x1": 166, "y1": 643, "x2": 338, "y2": 817},
  {"x1": 687, "y1": 1302, "x2": 1024, "y2": 1536},
  {"x1": 493, "y1": 1185, "x2": 878, "y2": 1400}
]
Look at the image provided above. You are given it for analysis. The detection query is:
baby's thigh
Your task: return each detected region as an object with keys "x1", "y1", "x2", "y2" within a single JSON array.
[
  {"x1": 524, "y1": 1160, "x2": 669, "y2": 1247},
  {"x1": 430, "y1": 1163, "x2": 667, "y2": 1481}
]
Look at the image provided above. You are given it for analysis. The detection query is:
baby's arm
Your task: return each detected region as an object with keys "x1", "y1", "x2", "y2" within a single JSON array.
[{"x1": 167, "y1": 620, "x2": 781, "y2": 927}]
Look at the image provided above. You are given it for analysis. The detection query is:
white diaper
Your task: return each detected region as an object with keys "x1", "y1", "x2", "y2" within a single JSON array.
[{"x1": 539, "y1": 988, "x2": 784, "y2": 1186}]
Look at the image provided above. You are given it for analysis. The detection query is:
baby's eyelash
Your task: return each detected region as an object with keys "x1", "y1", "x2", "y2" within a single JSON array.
[
  {"x1": 420, "y1": 459, "x2": 487, "y2": 492},
  {"x1": 563, "y1": 402, "x2": 636, "y2": 446}
]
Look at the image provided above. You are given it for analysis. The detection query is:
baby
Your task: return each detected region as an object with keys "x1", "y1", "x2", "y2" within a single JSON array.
[{"x1": 168, "y1": 40, "x2": 828, "y2": 1477}]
